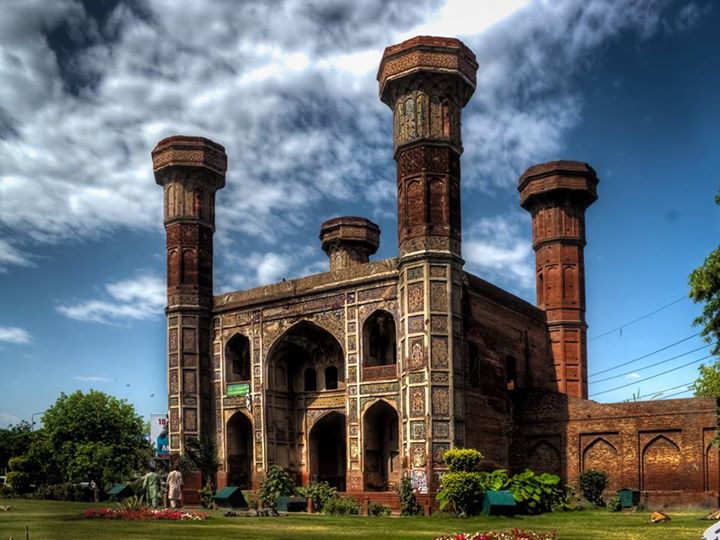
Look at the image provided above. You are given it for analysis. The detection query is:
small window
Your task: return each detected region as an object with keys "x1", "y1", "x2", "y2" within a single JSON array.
[
  {"x1": 304, "y1": 368, "x2": 317, "y2": 391},
  {"x1": 324, "y1": 366, "x2": 338, "y2": 390}
]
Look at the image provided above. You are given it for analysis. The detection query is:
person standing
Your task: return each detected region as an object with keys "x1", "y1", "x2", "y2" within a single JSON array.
[
  {"x1": 166, "y1": 465, "x2": 183, "y2": 508},
  {"x1": 142, "y1": 467, "x2": 162, "y2": 508}
]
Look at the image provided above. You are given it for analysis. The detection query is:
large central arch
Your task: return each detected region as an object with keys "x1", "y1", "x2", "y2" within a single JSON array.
[{"x1": 265, "y1": 320, "x2": 345, "y2": 483}]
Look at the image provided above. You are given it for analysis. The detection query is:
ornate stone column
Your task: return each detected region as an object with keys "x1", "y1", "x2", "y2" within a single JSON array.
[
  {"x1": 519, "y1": 160, "x2": 598, "y2": 399},
  {"x1": 152, "y1": 135, "x2": 227, "y2": 458},
  {"x1": 378, "y1": 36, "x2": 478, "y2": 492}
]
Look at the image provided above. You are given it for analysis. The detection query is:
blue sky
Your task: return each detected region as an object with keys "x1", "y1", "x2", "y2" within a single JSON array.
[{"x1": 1, "y1": 0, "x2": 718, "y2": 427}]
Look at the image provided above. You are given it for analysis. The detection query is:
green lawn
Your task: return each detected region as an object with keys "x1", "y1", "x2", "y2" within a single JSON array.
[{"x1": 0, "y1": 498, "x2": 714, "y2": 540}]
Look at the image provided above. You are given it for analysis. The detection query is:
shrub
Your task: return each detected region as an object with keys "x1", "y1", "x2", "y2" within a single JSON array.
[
  {"x1": 443, "y1": 448, "x2": 483, "y2": 472},
  {"x1": 243, "y1": 491, "x2": 258, "y2": 509},
  {"x1": 295, "y1": 482, "x2": 337, "y2": 512},
  {"x1": 436, "y1": 471, "x2": 484, "y2": 517},
  {"x1": 6, "y1": 471, "x2": 33, "y2": 494},
  {"x1": 398, "y1": 474, "x2": 422, "y2": 516},
  {"x1": 36, "y1": 482, "x2": 93, "y2": 502},
  {"x1": 478, "y1": 469, "x2": 510, "y2": 491},
  {"x1": 368, "y1": 501, "x2": 391, "y2": 516},
  {"x1": 258, "y1": 465, "x2": 294, "y2": 509},
  {"x1": 115, "y1": 495, "x2": 143, "y2": 512},
  {"x1": 198, "y1": 485, "x2": 215, "y2": 509},
  {"x1": 606, "y1": 495, "x2": 622, "y2": 512},
  {"x1": 322, "y1": 495, "x2": 359, "y2": 515},
  {"x1": 506, "y1": 469, "x2": 563, "y2": 514},
  {"x1": 578, "y1": 469, "x2": 608, "y2": 506}
]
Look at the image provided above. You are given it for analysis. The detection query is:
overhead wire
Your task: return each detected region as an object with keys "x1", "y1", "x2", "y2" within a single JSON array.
[
  {"x1": 588, "y1": 295, "x2": 687, "y2": 342},
  {"x1": 590, "y1": 343, "x2": 711, "y2": 384},
  {"x1": 659, "y1": 388, "x2": 695, "y2": 399},
  {"x1": 635, "y1": 381, "x2": 695, "y2": 400},
  {"x1": 589, "y1": 353, "x2": 712, "y2": 398},
  {"x1": 588, "y1": 332, "x2": 701, "y2": 377}
]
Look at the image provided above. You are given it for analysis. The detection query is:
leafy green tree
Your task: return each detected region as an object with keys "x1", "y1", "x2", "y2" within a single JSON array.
[
  {"x1": 690, "y1": 192, "x2": 720, "y2": 396},
  {"x1": 34, "y1": 390, "x2": 150, "y2": 497},
  {"x1": 0, "y1": 421, "x2": 33, "y2": 472}
]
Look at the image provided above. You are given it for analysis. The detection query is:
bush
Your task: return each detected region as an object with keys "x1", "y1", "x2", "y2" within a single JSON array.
[
  {"x1": 243, "y1": 491, "x2": 258, "y2": 510},
  {"x1": 258, "y1": 465, "x2": 294, "y2": 509},
  {"x1": 322, "y1": 495, "x2": 359, "y2": 515},
  {"x1": 436, "y1": 471, "x2": 484, "y2": 517},
  {"x1": 198, "y1": 485, "x2": 215, "y2": 509},
  {"x1": 398, "y1": 474, "x2": 422, "y2": 516},
  {"x1": 6, "y1": 471, "x2": 33, "y2": 494},
  {"x1": 506, "y1": 469, "x2": 563, "y2": 514},
  {"x1": 606, "y1": 495, "x2": 622, "y2": 512},
  {"x1": 295, "y1": 482, "x2": 337, "y2": 512},
  {"x1": 579, "y1": 469, "x2": 608, "y2": 506},
  {"x1": 443, "y1": 448, "x2": 483, "y2": 472},
  {"x1": 368, "y1": 501, "x2": 391, "y2": 516}
]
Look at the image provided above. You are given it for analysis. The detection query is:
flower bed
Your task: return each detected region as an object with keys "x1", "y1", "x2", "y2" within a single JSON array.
[
  {"x1": 435, "y1": 529, "x2": 557, "y2": 540},
  {"x1": 83, "y1": 507, "x2": 209, "y2": 521}
]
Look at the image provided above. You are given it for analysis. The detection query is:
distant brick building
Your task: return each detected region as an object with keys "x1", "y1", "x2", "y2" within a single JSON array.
[{"x1": 152, "y1": 36, "x2": 718, "y2": 508}]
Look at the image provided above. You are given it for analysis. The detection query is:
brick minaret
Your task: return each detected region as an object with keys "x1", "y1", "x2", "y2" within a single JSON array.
[
  {"x1": 519, "y1": 161, "x2": 598, "y2": 399},
  {"x1": 378, "y1": 36, "x2": 477, "y2": 261},
  {"x1": 378, "y1": 36, "x2": 478, "y2": 491},
  {"x1": 152, "y1": 136, "x2": 227, "y2": 459}
]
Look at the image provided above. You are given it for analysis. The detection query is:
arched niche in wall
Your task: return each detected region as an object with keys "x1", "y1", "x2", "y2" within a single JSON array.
[
  {"x1": 225, "y1": 333, "x2": 250, "y2": 383},
  {"x1": 226, "y1": 411, "x2": 253, "y2": 489},
  {"x1": 582, "y1": 437, "x2": 620, "y2": 491},
  {"x1": 527, "y1": 440, "x2": 562, "y2": 478},
  {"x1": 362, "y1": 310, "x2": 397, "y2": 368},
  {"x1": 642, "y1": 435, "x2": 682, "y2": 492},
  {"x1": 363, "y1": 400, "x2": 400, "y2": 491}
]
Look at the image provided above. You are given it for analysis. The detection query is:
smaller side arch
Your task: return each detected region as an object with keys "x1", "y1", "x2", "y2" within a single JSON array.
[
  {"x1": 527, "y1": 440, "x2": 562, "y2": 478},
  {"x1": 582, "y1": 437, "x2": 620, "y2": 491},
  {"x1": 226, "y1": 411, "x2": 253, "y2": 489},
  {"x1": 225, "y1": 333, "x2": 251, "y2": 384},
  {"x1": 642, "y1": 435, "x2": 682, "y2": 491}
]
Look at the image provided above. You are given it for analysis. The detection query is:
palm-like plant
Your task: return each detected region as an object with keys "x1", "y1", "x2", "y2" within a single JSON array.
[{"x1": 184, "y1": 434, "x2": 220, "y2": 489}]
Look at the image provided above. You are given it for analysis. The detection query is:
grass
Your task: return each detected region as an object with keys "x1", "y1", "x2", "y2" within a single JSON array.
[{"x1": 0, "y1": 498, "x2": 715, "y2": 540}]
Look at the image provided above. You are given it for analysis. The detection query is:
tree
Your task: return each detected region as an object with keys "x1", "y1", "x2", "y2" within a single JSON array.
[
  {"x1": 33, "y1": 390, "x2": 150, "y2": 497},
  {"x1": 690, "y1": 192, "x2": 720, "y2": 396},
  {"x1": 0, "y1": 421, "x2": 33, "y2": 473}
]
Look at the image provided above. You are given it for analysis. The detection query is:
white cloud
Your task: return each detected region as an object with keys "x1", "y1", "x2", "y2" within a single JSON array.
[
  {"x1": 0, "y1": 326, "x2": 32, "y2": 344},
  {"x1": 0, "y1": 0, "x2": 701, "y2": 270},
  {"x1": 464, "y1": 212, "x2": 534, "y2": 294},
  {"x1": 0, "y1": 239, "x2": 34, "y2": 272},
  {"x1": 57, "y1": 274, "x2": 165, "y2": 324},
  {"x1": 625, "y1": 372, "x2": 642, "y2": 380},
  {"x1": 73, "y1": 375, "x2": 111, "y2": 382}
]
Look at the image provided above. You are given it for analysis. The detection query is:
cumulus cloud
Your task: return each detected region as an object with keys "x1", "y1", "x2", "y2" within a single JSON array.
[
  {"x1": 464, "y1": 212, "x2": 534, "y2": 295},
  {"x1": 57, "y1": 274, "x2": 165, "y2": 324},
  {"x1": 0, "y1": 326, "x2": 32, "y2": 344},
  {"x1": 0, "y1": 0, "x2": 707, "y2": 283},
  {"x1": 625, "y1": 372, "x2": 642, "y2": 380}
]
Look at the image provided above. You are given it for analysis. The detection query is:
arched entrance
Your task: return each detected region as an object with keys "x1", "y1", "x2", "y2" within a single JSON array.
[
  {"x1": 308, "y1": 412, "x2": 346, "y2": 490},
  {"x1": 265, "y1": 320, "x2": 345, "y2": 480},
  {"x1": 226, "y1": 412, "x2": 252, "y2": 488},
  {"x1": 363, "y1": 400, "x2": 400, "y2": 491}
]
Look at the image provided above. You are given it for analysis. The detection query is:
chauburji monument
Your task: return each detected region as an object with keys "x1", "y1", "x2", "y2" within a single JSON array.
[{"x1": 151, "y1": 36, "x2": 718, "y2": 509}]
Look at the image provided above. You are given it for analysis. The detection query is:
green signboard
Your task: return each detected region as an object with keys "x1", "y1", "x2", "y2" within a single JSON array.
[{"x1": 227, "y1": 383, "x2": 250, "y2": 397}]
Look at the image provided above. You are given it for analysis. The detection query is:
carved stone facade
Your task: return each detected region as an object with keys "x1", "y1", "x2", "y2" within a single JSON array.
[{"x1": 155, "y1": 36, "x2": 717, "y2": 506}]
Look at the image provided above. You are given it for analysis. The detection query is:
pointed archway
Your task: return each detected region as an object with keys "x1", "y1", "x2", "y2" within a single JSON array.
[
  {"x1": 308, "y1": 411, "x2": 346, "y2": 490},
  {"x1": 226, "y1": 412, "x2": 253, "y2": 488},
  {"x1": 363, "y1": 400, "x2": 400, "y2": 491}
]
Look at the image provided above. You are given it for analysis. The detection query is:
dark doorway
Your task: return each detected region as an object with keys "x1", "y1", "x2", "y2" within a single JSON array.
[
  {"x1": 363, "y1": 401, "x2": 400, "y2": 491},
  {"x1": 309, "y1": 412, "x2": 346, "y2": 490},
  {"x1": 226, "y1": 412, "x2": 253, "y2": 488}
]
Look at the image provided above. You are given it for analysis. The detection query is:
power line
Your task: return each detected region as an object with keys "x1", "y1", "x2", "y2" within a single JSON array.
[
  {"x1": 589, "y1": 332, "x2": 701, "y2": 377},
  {"x1": 658, "y1": 388, "x2": 694, "y2": 400},
  {"x1": 590, "y1": 344, "x2": 711, "y2": 383},
  {"x1": 635, "y1": 381, "x2": 694, "y2": 400},
  {"x1": 589, "y1": 353, "x2": 712, "y2": 398},
  {"x1": 589, "y1": 295, "x2": 687, "y2": 341}
]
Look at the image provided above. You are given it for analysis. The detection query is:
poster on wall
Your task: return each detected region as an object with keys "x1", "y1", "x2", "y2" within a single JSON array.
[{"x1": 150, "y1": 413, "x2": 169, "y2": 458}]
